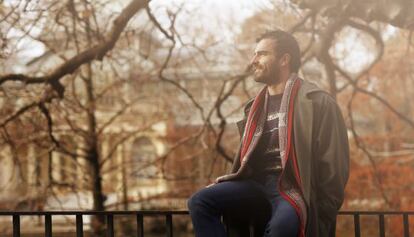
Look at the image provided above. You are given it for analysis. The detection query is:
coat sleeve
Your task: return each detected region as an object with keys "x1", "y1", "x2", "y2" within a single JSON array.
[
  {"x1": 236, "y1": 98, "x2": 254, "y2": 139},
  {"x1": 313, "y1": 93, "x2": 350, "y2": 221},
  {"x1": 225, "y1": 99, "x2": 254, "y2": 175}
]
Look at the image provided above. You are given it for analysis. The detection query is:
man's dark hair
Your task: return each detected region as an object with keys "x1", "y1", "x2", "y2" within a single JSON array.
[{"x1": 257, "y1": 30, "x2": 301, "y2": 73}]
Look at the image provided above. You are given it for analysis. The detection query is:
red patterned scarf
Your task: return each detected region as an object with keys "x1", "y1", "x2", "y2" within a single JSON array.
[{"x1": 240, "y1": 74, "x2": 307, "y2": 237}]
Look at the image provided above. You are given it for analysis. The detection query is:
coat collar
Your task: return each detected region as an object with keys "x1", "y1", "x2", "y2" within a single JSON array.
[{"x1": 237, "y1": 80, "x2": 323, "y2": 135}]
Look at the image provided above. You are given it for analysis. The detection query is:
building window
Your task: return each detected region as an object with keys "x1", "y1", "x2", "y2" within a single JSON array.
[{"x1": 131, "y1": 137, "x2": 158, "y2": 178}]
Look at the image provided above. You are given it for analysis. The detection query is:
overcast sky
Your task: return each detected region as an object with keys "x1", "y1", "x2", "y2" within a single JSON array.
[
  {"x1": 6, "y1": 0, "x2": 396, "y2": 75},
  {"x1": 149, "y1": 0, "x2": 276, "y2": 42}
]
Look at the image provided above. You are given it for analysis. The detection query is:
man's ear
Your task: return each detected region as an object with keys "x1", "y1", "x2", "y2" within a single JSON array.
[{"x1": 280, "y1": 54, "x2": 291, "y2": 67}]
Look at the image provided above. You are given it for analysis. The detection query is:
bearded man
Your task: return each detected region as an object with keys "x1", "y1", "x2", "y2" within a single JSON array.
[{"x1": 188, "y1": 30, "x2": 349, "y2": 237}]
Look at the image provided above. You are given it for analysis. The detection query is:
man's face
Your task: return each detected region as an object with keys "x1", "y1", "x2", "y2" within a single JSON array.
[{"x1": 249, "y1": 38, "x2": 280, "y2": 85}]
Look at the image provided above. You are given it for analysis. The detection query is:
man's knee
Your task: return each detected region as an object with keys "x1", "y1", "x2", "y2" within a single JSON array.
[
  {"x1": 265, "y1": 213, "x2": 299, "y2": 237},
  {"x1": 266, "y1": 221, "x2": 298, "y2": 237},
  {"x1": 188, "y1": 189, "x2": 209, "y2": 212},
  {"x1": 187, "y1": 193, "x2": 199, "y2": 212}
]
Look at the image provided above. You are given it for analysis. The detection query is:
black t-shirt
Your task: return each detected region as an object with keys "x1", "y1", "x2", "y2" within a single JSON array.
[{"x1": 250, "y1": 93, "x2": 283, "y2": 175}]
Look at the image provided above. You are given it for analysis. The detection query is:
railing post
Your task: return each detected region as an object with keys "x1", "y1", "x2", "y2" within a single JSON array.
[
  {"x1": 403, "y1": 214, "x2": 409, "y2": 237},
  {"x1": 379, "y1": 214, "x2": 385, "y2": 237},
  {"x1": 137, "y1": 214, "x2": 144, "y2": 237},
  {"x1": 76, "y1": 214, "x2": 83, "y2": 237},
  {"x1": 353, "y1": 214, "x2": 360, "y2": 237},
  {"x1": 223, "y1": 216, "x2": 229, "y2": 234},
  {"x1": 107, "y1": 214, "x2": 114, "y2": 237},
  {"x1": 45, "y1": 214, "x2": 52, "y2": 237},
  {"x1": 13, "y1": 215, "x2": 20, "y2": 237},
  {"x1": 249, "y1": 224, "x2": 255, "y2": 237},
  {"x1": 166, "y1": 214, "x2": 173, "y2": 237}
]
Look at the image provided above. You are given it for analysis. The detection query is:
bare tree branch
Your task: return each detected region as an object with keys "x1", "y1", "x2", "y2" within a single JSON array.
[{"x1": 0, "y1": 0, "x2": 149, "y2": 94}]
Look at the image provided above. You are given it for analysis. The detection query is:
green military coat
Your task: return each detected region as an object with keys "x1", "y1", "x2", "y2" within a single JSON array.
[{"x1": 223, "y1": 80, "x2": 349, "y2": 237}]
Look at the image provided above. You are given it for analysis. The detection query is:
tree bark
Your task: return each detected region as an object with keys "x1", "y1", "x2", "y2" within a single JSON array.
[{"x1": 84, "y1": 64, "x2": 105, "y2": 236}]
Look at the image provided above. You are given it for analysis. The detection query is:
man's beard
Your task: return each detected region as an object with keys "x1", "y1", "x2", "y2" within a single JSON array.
[{"x1": 251, "y1": 64, "x2": 280, "y2": 85}]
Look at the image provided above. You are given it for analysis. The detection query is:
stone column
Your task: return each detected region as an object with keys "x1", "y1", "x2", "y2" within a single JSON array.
[
  {"x1": 100, "y1": 136, "x2": 110, "y2": 185},
  {"x1": 116, "y1": 143, "x2": 124, "y2": 191},
  {"x1": 27, "y1": 144, "x2": 36, "y2": 186},
  {"x1": 51, "y1": 151, "x2": 61, "y2": 182},
  {"x1": 76, "y1": 143, "x2": 86, "y2": 190}
]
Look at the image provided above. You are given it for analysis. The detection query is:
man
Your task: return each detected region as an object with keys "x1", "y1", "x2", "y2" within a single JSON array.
[{"x1": 188, "y1": 30, "x2": 349, "y2": 237}]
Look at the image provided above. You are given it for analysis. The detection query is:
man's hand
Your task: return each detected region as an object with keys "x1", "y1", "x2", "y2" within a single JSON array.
[
  {"x1": 205, "y1": 177, "x2": 220, "y2": 188},
  {"x1": 205, "y1": 182, "x2": 216, "y2": 188},
  {"x1": 206, "y1": 175, "x2": 235, "y2": 188}
]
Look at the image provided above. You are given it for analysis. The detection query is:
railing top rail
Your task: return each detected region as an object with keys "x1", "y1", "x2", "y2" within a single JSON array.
[
  {"x1": 0, "y1": 210, "x2": 189, "y2": 216},
  {"x1": 0, "y1": 210, "x2": 413, "y2": 216},
  {"x1": 338, "y1": 211, "x2": 414, "y2": 215}
]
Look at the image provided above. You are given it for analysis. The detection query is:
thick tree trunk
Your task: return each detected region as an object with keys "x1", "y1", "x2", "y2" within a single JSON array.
[
  {"x1": 89, "y1": 145, "x2": 106, "y2": 237},
  {"x1": 84, "y1": 64, "x2": 106, "y2": 237}
]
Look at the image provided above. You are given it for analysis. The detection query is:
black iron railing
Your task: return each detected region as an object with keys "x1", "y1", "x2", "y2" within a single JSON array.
[
  {"x1": 0, "y1": 210, "x2": 188, "y2": 237},
  {"x1": 0, "y1": 210, "x2": 413, "y2": 237},
  {"x1": 338, "y1": 211, "x2": 413, "y2": 237}
]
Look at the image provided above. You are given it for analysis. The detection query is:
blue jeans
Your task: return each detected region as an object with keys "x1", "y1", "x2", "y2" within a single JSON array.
[{"x1": 188, "y1": 174, "x2": 299, "y2": 237}]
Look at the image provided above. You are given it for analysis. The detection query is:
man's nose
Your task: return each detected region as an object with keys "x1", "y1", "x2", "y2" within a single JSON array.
[
  {"x1": 250, "y1": 54, "x2": 258, "y2": 65},
  {"x1": 246, "y1": 58, "x2": 257, "y2": 73},
  {"x1": 249, "y1": 55, "x2": 259, "y2": 69}
]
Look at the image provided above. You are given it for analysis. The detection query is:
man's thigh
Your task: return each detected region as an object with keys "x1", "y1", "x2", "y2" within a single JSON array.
[
  {"x1": 191, "y1": 179, "x2": 268, "y2": 215},
  {"x1": 264, "y1": 196, "x2": 299, "y2": 237}
]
